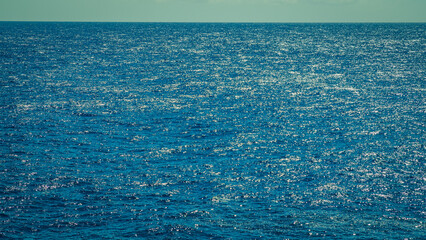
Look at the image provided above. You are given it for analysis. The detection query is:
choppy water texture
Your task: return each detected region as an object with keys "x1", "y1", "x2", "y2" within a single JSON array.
[{"x1": 0, "y1": 23, "x2": 425, "y2": 239}]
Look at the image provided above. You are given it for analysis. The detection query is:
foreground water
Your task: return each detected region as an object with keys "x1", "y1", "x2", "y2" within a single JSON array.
[{"x1": 0, "y1": 22, "x2": 425, "y2": 239}]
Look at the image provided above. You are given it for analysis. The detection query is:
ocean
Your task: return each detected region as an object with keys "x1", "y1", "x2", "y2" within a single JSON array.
[{"x1": 0, "y1": 22, "x2": 425, "y2": 239}]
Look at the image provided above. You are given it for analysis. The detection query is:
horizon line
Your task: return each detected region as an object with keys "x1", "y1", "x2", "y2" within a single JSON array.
[{"x1": 1, "y1": 20, "x2": 425, "y2": 24}]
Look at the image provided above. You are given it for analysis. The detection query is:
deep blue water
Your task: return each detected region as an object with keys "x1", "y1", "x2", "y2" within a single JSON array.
[{"x1": 0, "y1": 22, "x2": 425, "y2": 239}]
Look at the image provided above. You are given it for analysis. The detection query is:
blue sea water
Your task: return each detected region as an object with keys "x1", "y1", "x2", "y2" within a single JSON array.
[{"x1": 0, "y1": 22, "x2": 425, "y2": 239}]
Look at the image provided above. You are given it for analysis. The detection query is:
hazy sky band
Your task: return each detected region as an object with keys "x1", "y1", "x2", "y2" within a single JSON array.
[{"x1": 0, "y1": 0, "x2": 425, "y2": 22}]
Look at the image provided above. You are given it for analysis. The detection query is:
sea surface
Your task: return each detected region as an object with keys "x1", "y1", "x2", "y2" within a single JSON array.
[{"x1": 0, "y1": 22, "x2": 425, "y2": 239}]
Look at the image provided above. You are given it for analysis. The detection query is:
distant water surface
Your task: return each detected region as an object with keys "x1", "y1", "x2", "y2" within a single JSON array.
[{"x1": 0, "y1": 22, "x2": 425, "y2": 239}]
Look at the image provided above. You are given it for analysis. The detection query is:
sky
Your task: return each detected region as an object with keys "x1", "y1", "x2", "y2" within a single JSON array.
[{"x1": 0, "y1": 0, "x2": 425, "y2": 23}]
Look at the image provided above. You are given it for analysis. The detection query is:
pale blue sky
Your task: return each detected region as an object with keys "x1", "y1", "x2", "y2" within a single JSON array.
[{"x1": 0, "y1": 0, "x2": 425, "y2": 22}]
